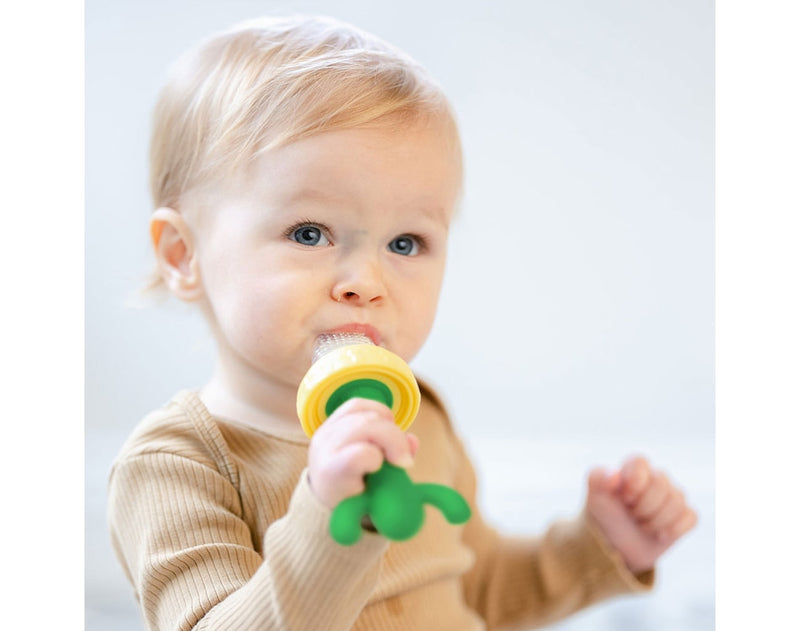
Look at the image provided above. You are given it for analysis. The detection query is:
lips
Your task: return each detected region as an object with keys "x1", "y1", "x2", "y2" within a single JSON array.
[{"x1": 326, "y1": 323, "x2": 382, "y2": 346}]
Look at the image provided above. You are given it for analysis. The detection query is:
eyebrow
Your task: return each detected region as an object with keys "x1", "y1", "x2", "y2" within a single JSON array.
[
  {"x1": 284, "y1": 187, "x2": 451, "y2": 226},
  {"x1": 282, "y1": 187, "x2": 342, "y2": 206},
  {"x1": 415, "y1": 205, "x2": 450, "y2": 227}
]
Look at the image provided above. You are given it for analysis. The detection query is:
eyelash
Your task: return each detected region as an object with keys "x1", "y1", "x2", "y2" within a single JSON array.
[
  {"x1": 283, "y1": 219, "x2": 332, "y2": 241},
  {"x1": 393, "y1": 233, "x2": 429, "y2": 255},
  {"x1": 283, "y1": 220, "x2": 429, "y2": 255}
]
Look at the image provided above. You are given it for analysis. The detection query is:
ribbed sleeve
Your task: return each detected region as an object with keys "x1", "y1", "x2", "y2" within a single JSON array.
[
  {"x1": 196, "y1": 471, "x2": 388, "y2": 630},
  {"x1": 451, "y1": 429, "x2": 654, "y2": 630},
  {"x1": 108, "y1": 394, "x2": 387, "y2": 631},
  {"x1": 108, "y1": 388, "x2": 652, "y2": 631}
]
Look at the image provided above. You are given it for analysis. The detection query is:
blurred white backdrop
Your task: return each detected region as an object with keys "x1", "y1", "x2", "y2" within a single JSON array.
[{"x1": 85, "y1": 1, "x2": 714, "y2": 629}]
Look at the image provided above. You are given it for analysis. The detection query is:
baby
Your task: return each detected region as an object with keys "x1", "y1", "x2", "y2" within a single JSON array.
[{"x1": 108, "y1": 15, "x2": 697, "y2": 630}]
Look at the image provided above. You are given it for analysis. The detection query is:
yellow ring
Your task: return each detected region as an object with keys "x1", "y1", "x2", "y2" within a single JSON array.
[{"x1": 297, "y1": 344, "x2": 420, "y2": 438}]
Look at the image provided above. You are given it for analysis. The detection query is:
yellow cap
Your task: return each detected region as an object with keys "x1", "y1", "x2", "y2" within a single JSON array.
[{"x1": 296, "y1": 344, "x2": 420, "y2": 438}]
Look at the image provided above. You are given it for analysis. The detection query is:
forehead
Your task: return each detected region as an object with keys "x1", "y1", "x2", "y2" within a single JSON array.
[{"x1": 243, "y1": 119, "x2": 462, "y2": 221}]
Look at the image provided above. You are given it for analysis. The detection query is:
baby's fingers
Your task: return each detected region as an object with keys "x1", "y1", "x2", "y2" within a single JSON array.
[
  {"x1": 630, "y1": 471, "x2": 671, "y2": 520},
  {"x1": 663, "y1": 507, "x2": 698, "y2": 542},
  {"x1": 331, "y1": 399, "x2": 415, "y2": 468},
  {"x1": 326, "y1": 443, "x2": 385, "y2": 497},
  {"x1": 641, "y1": 487, "x2": 686, "y2": 534},
  {"x1": 407, "y1": 433, "x2": 420, "y2": 458},
  {"x1": 649, "y1": 493, "x2": 698, "y2": 543},
  {"x1": 618, "y1": 456, "x2": 698, "y2": 542},
  {"x1": 355, "y1": 419, "x2": 414, "y2": 468},
  {"x1": 619, "y1": 456, "x2": 656, "y2": 506}
]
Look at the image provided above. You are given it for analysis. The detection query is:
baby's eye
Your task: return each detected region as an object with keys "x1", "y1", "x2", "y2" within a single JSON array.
[
  {"x1": 388, "y1": 235, "x2": 421, "y2": 256},
  {"x1": 288, "y1": 224, "x2": 330, "y2": 247}
]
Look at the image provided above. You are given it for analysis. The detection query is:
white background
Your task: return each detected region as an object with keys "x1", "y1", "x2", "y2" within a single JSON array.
[
  {"x1": 6, "y1": 1, "x2": 799, "y2": 630},
  {"x1": 83, "y1": 1, "x2": 715, "y2": 629}
]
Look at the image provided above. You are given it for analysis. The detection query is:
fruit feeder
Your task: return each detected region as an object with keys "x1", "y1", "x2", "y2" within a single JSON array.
[{"x1": 297, "y1": 333, "x2": 471, "y2": 545}]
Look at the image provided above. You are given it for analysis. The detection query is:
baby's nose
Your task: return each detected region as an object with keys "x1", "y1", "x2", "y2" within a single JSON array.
[{"x1": 331, "y1": 257, "x2": 386, "y2": 305}]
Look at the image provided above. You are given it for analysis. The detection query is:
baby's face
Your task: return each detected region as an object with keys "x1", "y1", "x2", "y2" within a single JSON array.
[{"x1": 190, "y1": 119, "x2": 461, "y2": 391}]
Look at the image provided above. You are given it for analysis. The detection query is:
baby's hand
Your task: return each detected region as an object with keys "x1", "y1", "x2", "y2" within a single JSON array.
[
  {"x1": 307, "y1": 398, "x2": 419, "y2": 509},
  {"x1": 585, "y1": 456, "x2": 697, "y2": 575}
]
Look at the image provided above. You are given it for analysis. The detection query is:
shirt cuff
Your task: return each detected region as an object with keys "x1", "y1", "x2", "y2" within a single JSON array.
[
  {"x1": 281, "y1": 468, "x2": 390, "y2": 556},
  {"x1": 579, "y1": 509, "x2": 656, "y2": 594}
]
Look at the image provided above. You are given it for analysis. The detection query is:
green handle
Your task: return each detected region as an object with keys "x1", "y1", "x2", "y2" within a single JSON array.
[
  {"x1": 330, "y1": 461, "x2": 471, "y2": 546},
  {"x1": 323, "y1": 373, "x2": 470, "y2": 545}
]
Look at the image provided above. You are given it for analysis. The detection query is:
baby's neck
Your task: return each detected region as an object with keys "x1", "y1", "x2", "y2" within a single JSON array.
[{"x1": 199, "y1": 370, "x2": 307, "y2": 441}]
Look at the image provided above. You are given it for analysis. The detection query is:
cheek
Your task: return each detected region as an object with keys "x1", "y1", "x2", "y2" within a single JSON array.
[
  {"x1": 203, "y1": 263, "x2": 306, "y2": 352},
  {"x1": 209, "y1": 285, "x2": 269, "y2": 350},
  {"x1": 414, "y1": 295, "x2": 440, "y2": 339},
  {"x1": 395, "y1": 269, "x2": 445, "y2": 359}
]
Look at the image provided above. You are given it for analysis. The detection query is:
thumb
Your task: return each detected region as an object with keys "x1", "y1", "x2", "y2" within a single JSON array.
[{"x1": 406, "y1": 433, "x2": 420, "y2": 458}]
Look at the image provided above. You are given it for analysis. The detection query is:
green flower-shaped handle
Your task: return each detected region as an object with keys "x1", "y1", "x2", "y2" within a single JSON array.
[{"x1": 330, "y1": 461, "x2": 471, "y2": 545}]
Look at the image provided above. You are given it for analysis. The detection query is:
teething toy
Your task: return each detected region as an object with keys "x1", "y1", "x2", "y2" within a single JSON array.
[{"x1": 297, "y1": 333, "x2": 471, "y2": 545}]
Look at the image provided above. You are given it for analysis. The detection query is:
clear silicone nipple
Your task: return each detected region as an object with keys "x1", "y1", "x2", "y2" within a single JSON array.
[{"x1": 312, "y1": 332, "x2": 373, "y2": 364}]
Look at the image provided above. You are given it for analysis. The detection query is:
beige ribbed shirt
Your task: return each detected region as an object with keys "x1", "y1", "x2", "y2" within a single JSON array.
[{"x1": 108, "y1": 382, "x2": 652, "y2": 630}]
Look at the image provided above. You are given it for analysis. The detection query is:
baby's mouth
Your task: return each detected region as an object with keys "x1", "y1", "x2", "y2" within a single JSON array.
[
  {"x1": 313, "y1": 331, "x2": 374, "y2": 364},
  {"x1": 324, "y1": 323, "x2": 381, "y2": 346}
]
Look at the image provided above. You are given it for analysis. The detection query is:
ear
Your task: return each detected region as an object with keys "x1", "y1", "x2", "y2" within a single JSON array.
[{"x1": 150, "y1": 207, "x2": 203, "y2": 301}]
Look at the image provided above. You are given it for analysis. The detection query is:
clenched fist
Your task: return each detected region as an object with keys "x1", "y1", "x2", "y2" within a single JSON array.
[
  {"x1": 585, "y1": 456, "x2": 698, "y2": 575},
  {"x1": 307, "y1": 398, "x2": 419, "y2": 509}
]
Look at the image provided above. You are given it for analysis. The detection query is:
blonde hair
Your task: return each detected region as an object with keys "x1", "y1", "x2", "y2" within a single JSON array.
[
  {"x1": 150, "y1": 15, "x2": 460, "y2": 210},
  {"x1": 143, "y1": 15, "x2": 461, "y2": 295}
]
